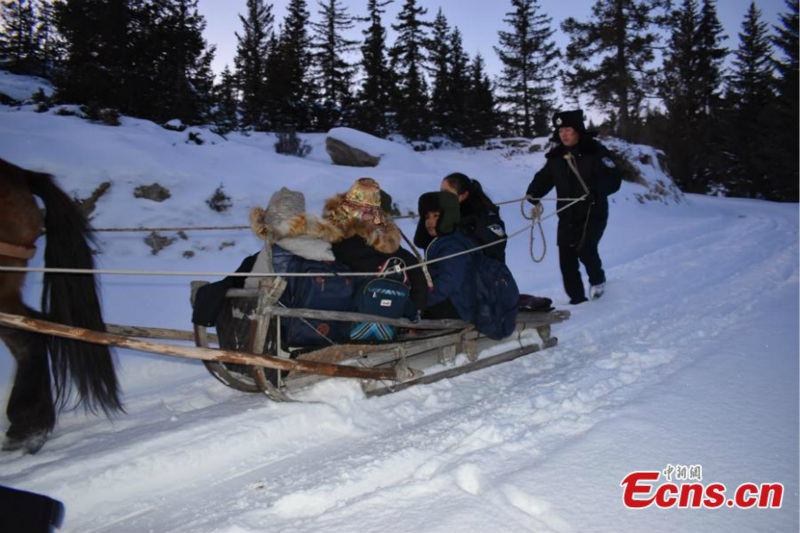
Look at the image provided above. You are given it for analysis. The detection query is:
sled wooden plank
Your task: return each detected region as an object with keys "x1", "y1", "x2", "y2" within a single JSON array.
[
  {"x1": 284, "y1": 330, "x2": 473, "y2": 382},
  {"x1": 0, "y1": 311, "x2": 401, "y2": 381},
  {"x1": 294, "y1": 329, "x2": 470, "y2": 363},
  {"x1": 516, "y1": 309, "x2": 571, "y2": 328},
  {"x1": 106, "y1": 323, "x2": 217, "y2": 343},
  {"x1": 228, "y1": 300, "x2": 470, "y2": 331},
  {"x1": 364, "y1": 335, "x2": 559, "y2": 397},
  {"x1": 283, "y1": 329, "x2": 477, "y2": 388},
  {"x1": 289, "y1": 310, "x2": 567, "y2": 369},
  {"x1": 282, "y1": 310, "x2": 569, "y2": 388},
  {"x1": 229, "y1": 305, "x2": 567, "y2": 332}
]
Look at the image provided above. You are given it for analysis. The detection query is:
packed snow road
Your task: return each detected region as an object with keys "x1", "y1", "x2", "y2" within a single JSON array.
[{"x1": 1, "y1": 193, "x2": 796, "y2": 533}]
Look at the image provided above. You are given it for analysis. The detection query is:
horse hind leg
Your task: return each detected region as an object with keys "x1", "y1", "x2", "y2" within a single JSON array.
[{"x1": 1, "y1": 322, "x2": 55, "y2": 454}]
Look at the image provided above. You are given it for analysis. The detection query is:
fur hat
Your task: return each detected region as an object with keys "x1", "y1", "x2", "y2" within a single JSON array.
[
  {"x1": 323, "y1": 178, "x2": 401, "y2": 254},
  {"x1": 250, "y1": 187, "x2": 340, "y2": 242},
  {"x1": 414, "y1": 191, "x2": 461, "y2": 249},
  {"x1": 552, "y1": 109, "x2": 586, "y2": 133}
]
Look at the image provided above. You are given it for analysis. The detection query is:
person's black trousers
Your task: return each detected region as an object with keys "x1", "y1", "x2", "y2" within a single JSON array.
[{"x1": 558, "y1": 218, "x2": 607, "y2": 303}]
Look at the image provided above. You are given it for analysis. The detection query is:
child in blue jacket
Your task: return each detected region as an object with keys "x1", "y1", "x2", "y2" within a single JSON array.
[{"x1": 414, "y1": 191, "x2": 478, "y2": 322}]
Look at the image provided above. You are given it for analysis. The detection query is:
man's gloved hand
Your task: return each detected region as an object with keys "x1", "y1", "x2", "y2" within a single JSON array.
[{"x1": 531, "y1": 202, "x2": 544, "y2": 218}]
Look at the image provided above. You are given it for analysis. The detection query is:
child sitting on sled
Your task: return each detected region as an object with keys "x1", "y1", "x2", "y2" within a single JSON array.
[{"x1": 414, "y1": 191, "x2": 479, "y2": 321}]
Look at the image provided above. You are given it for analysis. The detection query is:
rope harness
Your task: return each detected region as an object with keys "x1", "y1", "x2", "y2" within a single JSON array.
[
  {"x1": 0, "y1": 242, "x2": 37, "y2": 260},
  {"x1": 562, "y1": 152, "x2": 593, "y2": 252}
]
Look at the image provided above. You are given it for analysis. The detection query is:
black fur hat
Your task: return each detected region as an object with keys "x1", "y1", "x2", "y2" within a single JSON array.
[
  {"x1": 552, "y1": 109, "x2": 586, "y2": 133},
  {"x1": 414, "y1": 191, "x2": 461, "y2": 249}
]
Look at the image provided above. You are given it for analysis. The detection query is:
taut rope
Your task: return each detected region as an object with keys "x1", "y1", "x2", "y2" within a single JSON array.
[
  {"x1": 563, "y1": 153, "x2": 593, "y2": 251},
  {"x1": 3, "y1": 195, "x2": 586, "y2": 278},
  {"x1": 90, "y1": 196, "x2": 572, "y2": 233}
]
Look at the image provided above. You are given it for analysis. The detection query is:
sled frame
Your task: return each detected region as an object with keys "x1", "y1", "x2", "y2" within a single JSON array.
[{"x1": 191, "y1": 281, "x2": 569, "y2": 400}]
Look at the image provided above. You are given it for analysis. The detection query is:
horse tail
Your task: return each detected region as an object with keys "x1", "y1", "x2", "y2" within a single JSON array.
[{"x1": 27, "y1": 171, "x2": 123, "y2": 416}]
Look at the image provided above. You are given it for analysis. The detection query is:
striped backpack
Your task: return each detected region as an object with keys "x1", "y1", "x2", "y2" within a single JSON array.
[{"x1": 349, "y1": 258, "x2": 415, "y2": 342}]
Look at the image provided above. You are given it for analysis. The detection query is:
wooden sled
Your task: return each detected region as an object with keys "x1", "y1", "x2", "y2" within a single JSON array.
[
  {"x1": 191, "y1": 280, "x2": 570, "y2": 401},
  {"x1": 0, "y1": 283, "x2": 569, "y2": 404}
]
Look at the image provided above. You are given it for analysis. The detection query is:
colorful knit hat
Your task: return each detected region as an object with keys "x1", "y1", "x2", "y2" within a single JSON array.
[{"x1": 333, "y1": 178, "x2": 387, "y2": 226}]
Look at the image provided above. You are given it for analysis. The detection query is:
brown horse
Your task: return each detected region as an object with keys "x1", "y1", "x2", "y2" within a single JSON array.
[{"x1": 0, "y1": 158, "x2": 122, "y2": 454}]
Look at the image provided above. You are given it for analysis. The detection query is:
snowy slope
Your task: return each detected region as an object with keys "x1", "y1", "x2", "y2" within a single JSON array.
[{"x1": 0, "y1": 77, "x2": 797, "y2": 533}]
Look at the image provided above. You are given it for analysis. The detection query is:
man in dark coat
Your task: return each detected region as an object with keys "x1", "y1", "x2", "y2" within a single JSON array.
[{"x1": 526, "y1": 110, "x2": 622, "y2": 304}]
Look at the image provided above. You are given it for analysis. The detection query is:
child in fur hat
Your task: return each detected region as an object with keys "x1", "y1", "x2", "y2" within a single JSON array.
[
  {"x1": 323, "y1": 178, "x2": 427, "y2": 313},
  {"x1": 414, "y1": 191, "x2": 478, "y2": 321}
]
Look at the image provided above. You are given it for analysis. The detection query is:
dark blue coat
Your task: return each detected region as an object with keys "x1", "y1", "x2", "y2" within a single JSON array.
[{"x1": 425, "y1": 231, "x2": 478, "y2": 323}]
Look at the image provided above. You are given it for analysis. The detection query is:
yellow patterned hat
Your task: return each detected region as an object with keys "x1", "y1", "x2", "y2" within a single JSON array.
[{"x1": 334, "y1": 178, "x2": 387, "y2": 226}]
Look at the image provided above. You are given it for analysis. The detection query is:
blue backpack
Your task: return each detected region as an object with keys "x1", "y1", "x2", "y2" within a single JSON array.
[
  {"x1": 350, "y1": 258, "x2": 415, "y2": 342},
  {"x1": 473, "y1": 254, "x2": 519, "y2": 340},
  {"x1": 280, "y1": 257, "x2": 355, "y2": 346}
]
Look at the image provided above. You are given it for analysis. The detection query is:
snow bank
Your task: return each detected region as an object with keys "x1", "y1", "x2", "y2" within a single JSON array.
[{"x1": 0, "y1": 69, "x2": 53, "y2": 100}]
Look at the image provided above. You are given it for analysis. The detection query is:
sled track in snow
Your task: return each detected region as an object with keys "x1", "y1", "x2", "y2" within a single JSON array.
[{"x1": 1, "y1": 204, "x2": 796, "y2": 532}]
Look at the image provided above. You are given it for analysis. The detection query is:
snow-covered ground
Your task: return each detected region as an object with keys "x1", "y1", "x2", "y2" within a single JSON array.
[{"x1": 0, "y1": 73, "x2": 797, "y2": 533}]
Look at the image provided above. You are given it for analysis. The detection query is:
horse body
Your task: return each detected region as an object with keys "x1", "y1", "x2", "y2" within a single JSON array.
[{"x1": 0, "y1": 158, "x2": 122, "y2": 454}]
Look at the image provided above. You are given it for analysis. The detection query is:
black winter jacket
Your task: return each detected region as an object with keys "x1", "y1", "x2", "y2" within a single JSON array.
[
  {"x1": 526, "y1": 135, "x2": 622, "y2": 247},
  {"x1": 331, "y1": 236, "x2": 428, "y2": 312},
  {"x1": 459, "y1": 204, "x2": 507, "y2": 264}
]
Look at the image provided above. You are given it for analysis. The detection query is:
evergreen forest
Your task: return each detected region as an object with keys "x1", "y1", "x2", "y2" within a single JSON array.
[{"x1": 0, "y1": 0, "x2": 797, "y2": 201}]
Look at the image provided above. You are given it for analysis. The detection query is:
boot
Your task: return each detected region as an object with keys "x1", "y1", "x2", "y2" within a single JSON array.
[{"x1": 590, "y1": 283, "x2": 605, "y2": 300}]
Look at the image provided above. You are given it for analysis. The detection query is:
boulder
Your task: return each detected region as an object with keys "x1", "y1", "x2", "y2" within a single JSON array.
[{"x1": 325, "y1": 137, "x2": 381, "y2": 167}]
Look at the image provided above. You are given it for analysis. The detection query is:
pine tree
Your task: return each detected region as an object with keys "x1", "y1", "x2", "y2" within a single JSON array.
[
  {"x1": 354, "y1": 0, "x2": 392, "y2": 136},
  {"x1": 771, "y1": 0, "x2": 799, "y2": 200},
  {"x1": 444, "y1": 27, "x2": 471, "y2": 143},
  {"x1": 211, "y1": 64, "x2": 240, "y2": 134},
  {"x1": 262, "y1": 32, "x2": 282, "y2": 127},
  {"x1": 273, "y1": 0, "x2": 314, "y2": 131},
  {"x1": 390, "y1": 0, "x2": 431, "y2": 141},
  {"x1": 147, "y1": 0, "x2": 216, "y2": 124},
  {"x1": 494, "y1": 0, "x2": 559, "y2": 138},
  {"x1": 54, "y1": 0, "x2": 137, "y2": 112},
  {"x1": 428, "y1": 8, "x2": 451, "y2": 137},
  {"x1": 658, "y1": 0, "x2": 726, "y2": 193},
  {"x1": 53, "y1": 0, "x2": 214, "y2": 123},
  {"x1": 34, "y1": 0, "x2": 65, "y2": 77},
  {"x1": 773, "y1": 0, "x2": 799, "y2": 102},
  {"x1": 0, "y1": 0, "x2": 38, "y2": 74},
  {"x1": 697, "y1": 0, "x2": 727, "y2": 114},
  {"x1": 562, "y1": 0, "x2": 666, "y2": 140},
  {"x1": 311, "y1": 0, "x2": 358, "y2": 130},
  {"x1": 463, "y1": 53, "x2": 496, "y2": 146},
  {"x1": 724, "y1": 1, "x2": 776, "y2": 198},
  {"x1": 234, "y1": 0, "x2": 273, "y2": 130}
]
